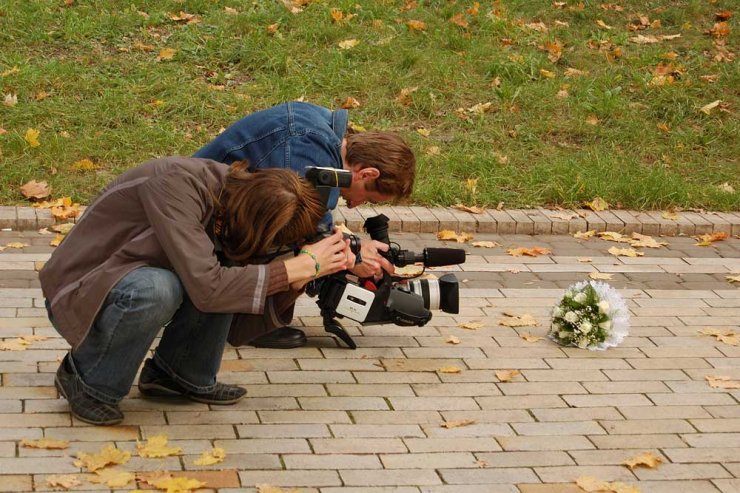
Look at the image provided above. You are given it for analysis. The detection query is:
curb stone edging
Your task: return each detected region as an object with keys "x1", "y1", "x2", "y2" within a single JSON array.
[{"x1": 1, "y1": 205, "x2": 739, "y2": 237}]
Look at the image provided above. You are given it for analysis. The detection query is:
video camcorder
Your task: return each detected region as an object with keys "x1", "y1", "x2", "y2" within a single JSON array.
[{"x1": 304, "y1": 167, "x2": 466, "y2": 349}]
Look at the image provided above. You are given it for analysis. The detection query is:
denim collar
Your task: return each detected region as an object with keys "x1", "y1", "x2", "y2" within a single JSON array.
[{"x1": 331, "y1": 109, "x2": 349, "y2": 143}]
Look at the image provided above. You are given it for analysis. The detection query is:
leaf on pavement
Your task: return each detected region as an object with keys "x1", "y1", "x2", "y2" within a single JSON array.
[
  {"x1": 597, "y1": 231, "x2": 631, "y2": 243},
  {"x1": 727, "y1": 275, "x2": 740, "y2": 284},
  {"x1": 589, "y1": 272, "x2": 613, "y2": 280},
  {"x1": 438, "y1": 366, "x2": 461, "y2": 374},
  {"x1": 630, "y1": 233, "x2": 667, "y2": 248},
  {"x1": 147, "y1": 475, "x2": 207, "y2": 492},
  {"x1": 193, "y1": 447, "x2": 226, "y2": 466},
  {"x1": 550, "y1": 211, "x2": 578, "y2": 221},
  {"x1": 137, "y1": 434, "x2": 182, "y2": 458},
  {"x1": 453, "y1": 203, "x2": 485, "y2": 214},
  {"x1": 661, "y1": 211, "x2": 679, "y2": 220},
  {"x1": 394, "y1": 264, "x2": 424, "y2": 277},
  {"x1": 441, "y1": 419, "x2": 474, "y2": 428},
  {"x1": 706, "y1": 375, "x2": 740, "y2": 389},
  {"x1": 74, "y1": 444, "x2": 131, "y2": 472},
  {"x1": 574, "y1": 230, "x2": 596, "y2": 240},
  {"x1": 506, "y1": 246, "x2": 551, "y2": 257},
  {"x1": 584, "y1": 197, "x2": 608, "y2": 211},
  {"x1": 495, "y1": 369, "x2": 520, "y2": 382},
  {"x1": 499, "y1": 313, "x2": 539, "y2": 327},
  {"x1": 458, "y1": 321, "x2": 483, "y2": 330},
  {"x1": 5, "y1": 242, "x2": 30, "y2": 249},
  {"x1": 50, "y1": 234, "x2": 65, "y2": 247},
  {"x1": 623, "y1": 452, "x2": 663, "y2": 470},
  {"x1": 472, "y1": 241, "x2": 499, "y2": 248},
  {"x1": 578, "y1": 257, "x2": 592, "y2": 263},
  {"x1": 608, "y1": 247, "x2": 644, "y2": 257},
  {"x1": 437, "y1": 230, "x2": 473, "y2": 243},
  {"x1": 699, "y1": 328, "x2": 739, "y2": 346},
  {"x1": 46, "y1": 475, "x2": 82, "y2": 489},
  {"x1": 25, "y1": 128, "x2": 41, "y2": 147},
  {"x1": 89, "y1": 468, "x2": 136, "y2": 488},
  {"x1": 576, "y1": 476, "x2": 641, "y2": 493},
  {"x1": 21, "y1": 438, "x2": 69, "y2": 449},
  {"x1": 521, "y1": 334, "x2": 544, "y2": 343},
  {"x1": 446, "y1": 335, "x2": 461, "y2": 344},
  {"x1": 693, "y1": 232, "x2": 729, "y2": 246}
]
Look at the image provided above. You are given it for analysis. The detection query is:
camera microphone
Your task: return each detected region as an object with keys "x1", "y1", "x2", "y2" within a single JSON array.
[{"x1": 422, "y1": 247, "x2": 467, "y2": 267}]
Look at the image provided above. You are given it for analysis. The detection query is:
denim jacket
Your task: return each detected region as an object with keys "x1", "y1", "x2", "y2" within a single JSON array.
[{"x1": 194, "y1": 102, "x2": 348, "y2": 230}]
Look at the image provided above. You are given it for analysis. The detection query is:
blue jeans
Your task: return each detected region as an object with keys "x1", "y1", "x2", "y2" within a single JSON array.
[{"x1": 48, "y1": 267, "x2": 233, "y2": 404}]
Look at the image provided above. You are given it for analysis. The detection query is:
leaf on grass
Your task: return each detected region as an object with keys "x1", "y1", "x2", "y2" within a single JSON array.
[
  {"x1": 438, "y1": 366, "x2": 461, "y2": 374},
  {"x1": 156, "y1": 48, "x2": 177, "y2": 61},
  {"x1": 706, "y1": 375, "x2": 740, "y2": 390},
  {"x1": 407, "y1": 20, "x2": 427, "y2": 31},
  {"x1": 25, "y1": 128, "x2": 41, "y2": 147},
  {"x1": 521, "y1": 334, "x2": 544, "y2": 343},
  {"x1": 495, "y1": 369, "x2": 520, "y2": 382},
  {"x1": 584, "y1": 197, "x2": 608, "y2": 211},
  {"x1": 623, "y1": 452, "x2": 663, "y2": 470},
  {"x1": 453, "y1": 204, "x2": 485, "y2": 214},
  {"x1": 89, "y1": 468, "x2": 135, "y2": 488},
  {"x1": 472, "y1": 240, "x2": 499, "y2": 248},
  {"x1": 21, "y1": 438, "x2": 69, "y2": 449},
  {"x1": 449, "y1": 13, "x2": 469, "y2": 28},
  {"x1": 20, "y1": 180, "x2": 51, "y2": 200},
  {"x1": 524, "y1": 21, "x2": 548, "y2": 32},
  {"x1": 3, "y1": 93, "x2": 17, "y2": 107},
  {"x1": 564, "y1": 68, "x2": 588, "y2": 77},
  {"x1": 608, "y1": 247, "x2": 644, "y2": 257},
  {"x1": 446, "y1": 335, "x2": 461, "y2": 345},
  {"x1": 437, "y1": 230, "x2": 473, "y2": 243},
  {"x1": 70, "y1": 158, "x2": 97, "y2": 171},
  {"x1": 589, "y1": 272, "x2": 613, "y2": 280},
  {"x1": 499, "y1": 313, "x2": 539, "y2": 327},
  {"x1": 458, "y1": 321, "x2": 483, "y2": 330},
  {"x1": 74, "y1": 445, "x2": 131, "y2": 472},
  {"x1": 426, "y1": 146, "x2": 441, "y2": 156},
  {"x1": 137, "y1": 434, "x2": 182, "y2": 458},
  {"x1": 544, "y1": 40, "x2": 562, "y2": 63},
  {"x1": 168, "y1": 11, "x2": 202, "y2": 24},
  {"x1": 539, "y1": 68, "x2": 556, "y2": 79},
  {"x1": 441, "y1": 419, "x2": 474, "y2": 428},
  {"x1": 705, "y1": 22, "x2": 730, "y2": 38},
  {"x1": 340, "y1": 96, "x2": 360, "y2": 109},
  {"x1": 574, "y1": 230, "x2": 596, "y2": 240},
  {"x1": 193, "y1": 447, "x2": 226, "y2": 466},
  {"x1": 661, "y1": 211, "x2": 679, "y2": 220},
  {"x1": 700, "y1": 100, "x2": 721, "y2": 115},
  {"x1": 506, "y1": 247, "x2": 551, "y2": 257},
  {"x1": 416, "y1": 127, "x2": 430, "y2": 137},
  {"x1": 718, "y1": 182, "x2": 734, "y2": 193},
  {"x1": 727, "y1": 275, "x2": 740, "y2": 284},
  {"x1": 596, "y1": 19, "x2": 613, "y2": 30},
  {"x1": 47, "y1": 474, "x2": 82, "y2": 489},
  {"x1": 396, "y1": 86, "x2": 418, "y2": 106},
  {"x1": 699, "y1": 328, "x2": 739, "y2": 346},
  {"x1": 585, "y1": 114, "x2": 599, "y2": 126},
  {"x1": 338, "y1": 38, "x2": 359, "y2": 49},
  {"x1": 465, "y1": 177, "x2": 478, "y2": 195},
  {"x1": 693, "y1": 232, "x2": 729, "y2": 246}
]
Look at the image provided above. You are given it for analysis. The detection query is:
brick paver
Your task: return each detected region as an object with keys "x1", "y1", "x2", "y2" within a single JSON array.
[{"x1": 0, "y1": 228, "x2": 737, "y2": 491}]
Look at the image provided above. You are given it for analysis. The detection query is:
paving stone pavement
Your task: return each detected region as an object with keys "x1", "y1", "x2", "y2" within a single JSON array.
[{"x1": 0, "y1": 230, "x2": 738, "y2": 493}]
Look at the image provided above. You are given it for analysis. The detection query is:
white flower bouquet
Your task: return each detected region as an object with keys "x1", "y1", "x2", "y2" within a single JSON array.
[{"x1": 549, "y1": 281, "x2": 629, "y2": 350}]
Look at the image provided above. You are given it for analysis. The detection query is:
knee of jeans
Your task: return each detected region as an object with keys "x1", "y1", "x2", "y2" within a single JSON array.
[{"x1": 136, "y1": 269, "x2": 184, "y2": 317}]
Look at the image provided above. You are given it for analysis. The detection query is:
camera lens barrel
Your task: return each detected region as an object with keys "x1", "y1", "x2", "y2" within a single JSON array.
[{"x1": 407, "y1": 273, "x2": 460, "y2": 314}]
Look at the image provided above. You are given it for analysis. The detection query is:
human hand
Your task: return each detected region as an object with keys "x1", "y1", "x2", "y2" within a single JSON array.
[
  {"x1": 350, "y1": 239, "x2": 395, "y2": 278},
  {"x1": 301, "y1": 229, "x2": 351, "y2": 278}
]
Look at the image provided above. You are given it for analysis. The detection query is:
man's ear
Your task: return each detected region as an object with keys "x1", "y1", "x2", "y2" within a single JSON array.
[{"x1": 357, "y1": 167, "x2": 380, "y2": 181}]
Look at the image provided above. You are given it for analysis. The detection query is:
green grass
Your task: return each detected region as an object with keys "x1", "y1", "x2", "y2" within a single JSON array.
[{"x1": 0, "y1": 0, "x2": 737, "y2": 210}]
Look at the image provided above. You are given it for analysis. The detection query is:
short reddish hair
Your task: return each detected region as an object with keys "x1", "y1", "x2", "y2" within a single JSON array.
[{"x1": 344, "y1": 132, "x2": 416, "y2": 199}]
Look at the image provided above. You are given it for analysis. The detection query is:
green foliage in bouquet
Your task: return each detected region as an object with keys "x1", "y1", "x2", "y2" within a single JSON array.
[{"x1": 551, "y1": 284, "x2": 612, "y2": 349}]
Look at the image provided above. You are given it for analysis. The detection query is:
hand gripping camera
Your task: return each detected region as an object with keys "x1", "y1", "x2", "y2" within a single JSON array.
[{"x1": 307, "y1": 213, "x2": 466, "y2": 349}]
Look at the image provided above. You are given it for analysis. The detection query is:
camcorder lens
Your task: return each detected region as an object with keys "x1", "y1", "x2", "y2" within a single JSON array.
[{"x1": 407, "y1": 273, "x2": 459, "y2": 314}]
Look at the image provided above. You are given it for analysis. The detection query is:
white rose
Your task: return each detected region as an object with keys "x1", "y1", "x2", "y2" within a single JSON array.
[
  {"x1": 558, "y1": 330, "x2": 569, "y2": 339},
  {"x1": 564, "y1": 311, "x2": 578, "y2": 323},
  {"x1": 598, "y1": 300, "x2": 610, "y2": 313},
  {"x1": 599, "y1": 320, "x2": 612, "y2": 331},
  {"x1": 577, "y1": 338, "x2": 589, "y2": 349},
  {"x1": 565, "y1": 291, "x2": 573, "y2": 298},
  {"x1": 574, "y1": 292, "x2": 587, "y2": 304},
  {"x1": 580, "y1": 321, "x2": 592, "y2": 334},
  {"x1": 552, "y1": 306, "x2": 564, "y2": 318}
]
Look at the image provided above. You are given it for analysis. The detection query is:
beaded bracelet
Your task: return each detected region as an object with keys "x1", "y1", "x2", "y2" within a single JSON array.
[{"x1": 299, "y1": 249, "x2": 321, "y2": 277}]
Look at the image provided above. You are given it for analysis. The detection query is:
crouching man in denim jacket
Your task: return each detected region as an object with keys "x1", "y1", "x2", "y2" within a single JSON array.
[{"x1": 194, "y1": 101, "x2": 416, "y2": 348}]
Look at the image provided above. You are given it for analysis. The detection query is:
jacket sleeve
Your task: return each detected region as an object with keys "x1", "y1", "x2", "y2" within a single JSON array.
[{"x1": 136, "y1": 168, "x2": 288, "y2": 314}]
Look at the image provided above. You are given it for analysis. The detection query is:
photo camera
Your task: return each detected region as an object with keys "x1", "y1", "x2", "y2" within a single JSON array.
[{"x1": 302, "y1": 168, "x2": 467, "y2": 349}]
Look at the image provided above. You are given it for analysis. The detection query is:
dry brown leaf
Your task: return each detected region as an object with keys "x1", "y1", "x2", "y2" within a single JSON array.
[
  {"x1": 47, "y1": 474, "x2": 82, "y2": 489},
  {"x1": 706, "y1": 375, "x2": 740, "y2": 389},
  {"x1": 506, "y1": 247, "x2": 551, "y2": 257},
  {"x1": 74, "y1": 445, "x2": 131, "y2": 472},
  {"x1": 453, "y1": 203, "x2": 485, "y2": 214},
  {"x1": 471, "y1": 241, "x2": 499, "y2": 248},
  {"x1": 50, "y1": 234, "x2": 64, "y2": 247},
  {"x1": 578, "y1": 257, "x2": 593, "y2": 263},
  {"x1": 699, "y1": 328, "x2": 739, "y2": 346},
  {"x1": 661, "y1": 211, "x2": 679, "y2": 220},
  {"x1": 426, "y1": 146, "x2": 441, "y2": 156},
  {"x1": 168, "y1": 11, "x2": 201, "y2": 24},
  {"x1": 193, "y1": 447, "x2": 226, "y2": 466},
  {"x1": 330, "y1": 8, "x2": 344, "y2": 22},
  {"x1": 694, "y1": 232, "x2": 729, "y2": 246},
  {"x1": 623, "y1": 452, "x2": 663, "y2": 470},
  {"x1": 630, "y1": 34, "x2": 659, "y2": 44},
  {"x1": 589, "y1": 272, "x2": 613, "y2": 280},
  {"x1": 137, "y1": 434, "x2": 182, "y2": 458},
  {"x1": 584, "y1": 197, "x2": 608, "y2": 211},
  {"x1": 544, "y1": 40, "x2": 562, "y2": 63},
  {"x1": 449, "y1": 13, "x2": 469, "y2": 28},
  {"x1": 499, "y1": 313, "x2": 539, "y2": 327},
  {"x1": 564, "y1": 68, "x2": 588, "y2": 77},
  {"x1": 524, "y1": 21, "x2": 548, "y2": 32},
  {"x1": 495, "y1": 369, "x2": 520, "y2": 382},
  {"x1": 521, "y1": 334, "x2": 544, "y2": 343},
  {"x1": 475, "y1": 459, "x2": 489, "y2": 468},
  {"x1": 608, "y1": 247, "x2": 644, "y2": 257},
  {"x1": 700, "y1": 100, "x2": 721, "y2": 115},
  {"x1": 21, "y1": 438, "x2": 69, "y2": 449},
  {"x1": 727, "y1": 275, "x2": 740, "y2": 284},
  {"x1": 407, "y1": 20, "x2": 427, "y2": 31},
  {"x1": 585, "y1": 114, "x2": 600, "y2": 126},
  {"x1": 706, "y1": 21, "x2": 730, "y2": 38},
  {"x1": 551, "y1": 211, "x2": 578, "y2": 221},
  {"x1": 441, "y1": 419, "x2": 474, "y2": 428},
  {"x1": 266, "y1": 23, "x2": 279, "y2": 34},
  {"x1": 437, "y1": 230, "x2": 473, "y2": 243},
  {"x1": 458, "y1": 322, "x2": 483, "y2": 330},
  {"x1": 576, "y1": 476, "x2": 641, "y2": 493},
  {"x1": 20, "y1": 180, "x2": 51, "y2": 201},
  {"x1": 630, "y1": 232, "x2": 667, "y2": 248},
  {"x1": 4, "y1": 242, "x2": 29, "y2": 249},
  {"x1": 438, "y1": 366, "x2": 461, "y2": 374},
  {"x1": 397, "y1": 86, "x2": 418, "y2": 106},
  {"x1": 596, "y1": 19, "x2": 613, "y2": 30},
  {"x1": 718, "y1": 182, "x2": 735, "y2": 193},
  {"x1": 89, "y1": 468, "x2": 136, "y2": 488},
  {"x1": 598, "y1": 231, "x2": 631, "y2": 243},
  {"x1": 574, "y1": 230, "x2": 596, "y2": 240},
  {"x1": 341, "y1": 97, "x2": 360, "y2": 109},
  {"x1": 156, "y1": 48, "x2": 177, "y2": 61},
  {"x1": 338, "y1": 38, "x2": 359, "y2": 49},
  {"x1": 446, "y1": 335, "x2": 461, "y2": 344}
]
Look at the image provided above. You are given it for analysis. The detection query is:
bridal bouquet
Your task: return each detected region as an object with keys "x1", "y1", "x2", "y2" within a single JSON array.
[{"x1": 549, "y1": 281, "x2": 629, "y2": 351}]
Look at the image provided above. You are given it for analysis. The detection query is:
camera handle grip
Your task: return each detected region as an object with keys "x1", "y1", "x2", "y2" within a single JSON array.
[{"x1": 322, "y1": 312, "x2": 357, "y2": 349}]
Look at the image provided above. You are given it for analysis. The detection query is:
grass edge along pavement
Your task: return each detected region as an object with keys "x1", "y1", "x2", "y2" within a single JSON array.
[{"x1": 1, "y1": 205, "x2": 739, "y2": 237}]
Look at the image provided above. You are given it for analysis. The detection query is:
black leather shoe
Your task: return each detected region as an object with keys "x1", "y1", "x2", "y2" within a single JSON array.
[
  {"x1": 138, "y1": 358, "x2": 246, "y2": 405},
  {"x1": 55, "y1": 355, "x2": 124, "y2": 426},
  {"x1": 250, "y1": 326, "x2": 307, "y2": 349}
]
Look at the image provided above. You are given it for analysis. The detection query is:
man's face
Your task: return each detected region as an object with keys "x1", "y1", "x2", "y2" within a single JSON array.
[{"x1": 340, "y1": 180, "x2": 394, "y2": 209}]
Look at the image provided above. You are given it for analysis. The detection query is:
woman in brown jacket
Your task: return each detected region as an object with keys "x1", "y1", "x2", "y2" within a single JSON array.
[{"x1": 40, "y1": 157, "x2": 351, "y2": 425}]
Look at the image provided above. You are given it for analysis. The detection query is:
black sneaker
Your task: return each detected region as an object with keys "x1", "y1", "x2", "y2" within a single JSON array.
[
  {"x1": 138, "y1": 358, "x2": 246, "y2": 405},
  {"x1": 55, "y1": 356, "x2": 124, "y2": 426},
  {"x1": 250, "y1": 326, "x2": 307, "y2": 349}
]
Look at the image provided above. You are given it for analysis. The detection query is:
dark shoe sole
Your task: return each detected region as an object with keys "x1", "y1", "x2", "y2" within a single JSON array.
[
  {"x1": 250, "y1": 334, "x2": 307, "y2": 349},
  {"x1": 55, "y1": 376, "x2": 124, "y2": 426},
  {"x1": 138, "y1": 382, "x2": 245, "y2": 405}
]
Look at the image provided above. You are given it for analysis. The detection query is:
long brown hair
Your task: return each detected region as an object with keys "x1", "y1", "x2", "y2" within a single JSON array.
[
  {"x1": 344, "y1": 131, "x2": 416, "y2": 199},
  {"x1": 217, "y1": 162, "x2": 325, "y2": 262}
]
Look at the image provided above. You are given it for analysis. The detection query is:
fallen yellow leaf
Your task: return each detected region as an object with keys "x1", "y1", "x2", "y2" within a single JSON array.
[
  {"x1": 700, "y1": 99, "x2": 722, "y2": 115},
  {"x1": 589, "y1": 272, "x2": 613, "y2": 280},
  {"x1": 338, "y1": 38, "x2": 359, "y2": 49},
  {"x1": 597, "y1": 231, "x2": 631, "y2": 243},
  {"x1": 441, "y1": 419, "x2": 474, "y2": 428},
  {"x1": 89, "y1": 468, "x2": 135, "y2": 488},
  {"x1": 137, "y1": 434, "x2": 182, "y2": 458},
  {"x1": 437, "y1": 230, "x2": 473, "y2": 243},
  {"x1": 4, "y1": 242, "x2": 29, "y2": 249},
  {"x1": 193, "y1": 447, "x2": 226, "y2": 466},
  {"x1": 574, "y1": 230, "x2": 596, "y2": 240},
  {"x1": 454, "y1": 203, "x2": 485, "y2": 214},
  {"x1": 540, "y1": 68, "x2": 556, "y2": 78},
  {"x1": 699, "y1": 328, "x2": 739, "y2": 346},
  {"x1": 396, "y1": 86, "x2": 418, "y2": 106},
  {"x1": 21, "y1": 438, "x2": 69, "y2": 449},
  {"x1": 74, "y1": 444, "x2": 131, "y2": 472},
  {"x1": 458, "y1": 322, "x2": 483, "y2": 330},
  {"x1": 495, "y1": 369, "x2": 520, "y2": 382},
  {"x1": 148, "y1": 475, "x2": 207, "y2": 493},
  {"x1": 521, "y1": 334, "x2": 544, "y2": 343},
  {"x1": 416, "y1": 127, "x2": 431, "y2": 137},
  {"x1": 47, "y1": 475, "x2": 82, "y2": 489},
  {"x1": 585, "y1": 114, "x2": 600, "y2": 126},
  {"x1": 706, "y1": 375, "x2": 740, "y2": 389},
  {"x1": 630, "y1": 232, "x2": 668, "y2": 248},
  {"x1": 407, "y1": 19, "x2": 427, "y2": 31},
  {"x1": 578, "y1": 257, "x2": 593, "y2": 263},
  {"x1": 70, "y1": 158, "x2": 97, "y2": 171},
  {"x1": 446, "y1": 335, "x2": 461, "y2": 344},
  {"x1": 156, "y1": 48, "x2": 177, "y2": 61},
  {"x1": 499, "y1": 313, "x2": 539, "y2": 327},
  {"x1": 608, "y1": 247, "x2": 644, "y2": 257},
  {"x1": 472, "y1": 241, "x2": 499, "y2": 248},
  {"x1": 576, "y1": 476, "x2": 641, "y2": 493},
  {"x1": 694, "y1": 232, "x2": 729, "y2": 246},
  {"x1": 25, "y1": 128, "x2": 41, "y2": 147},
  {"x1": 506, "y1": 247, "x2": 551, "y2": 257},
  {"x1": 438, "y1": 366, "x2": 461, "y2": 374},
  {"x1": 661, "y1": 211, "x2": 679, "y2": 220},
  {"x1": 50, "y1": 234, "x2": 64, "y2": 247},
  {"x1": 623, "y1": 452, "x2": 663, "y2": 470},
  {"x1": 727, "y1": 275, "x2": 740, "y2": 284}
]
